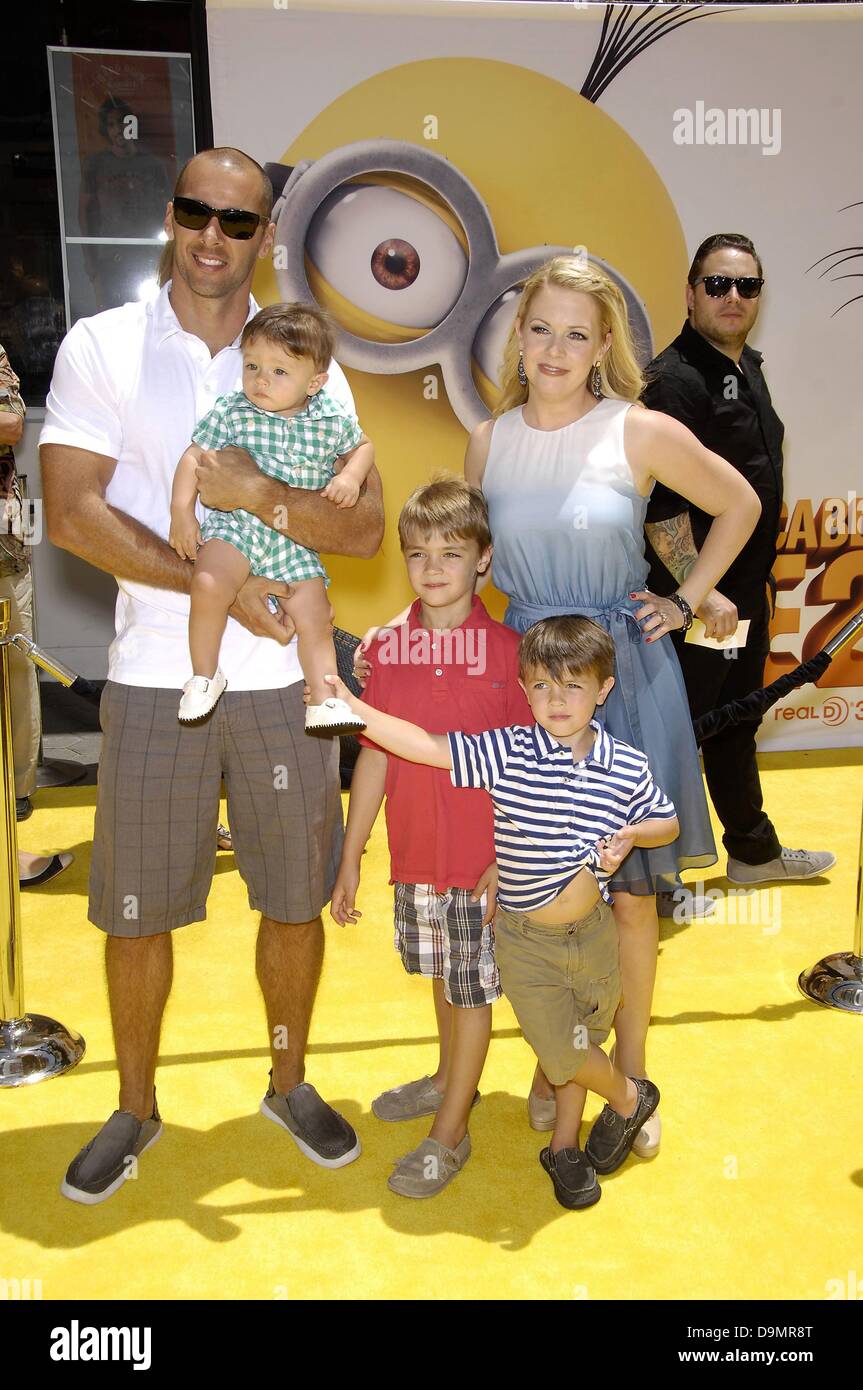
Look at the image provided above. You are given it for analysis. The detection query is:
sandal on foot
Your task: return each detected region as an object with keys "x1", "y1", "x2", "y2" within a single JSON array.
[{"x1": 20, "y1": 852, "x2": 74, "y2": 888}]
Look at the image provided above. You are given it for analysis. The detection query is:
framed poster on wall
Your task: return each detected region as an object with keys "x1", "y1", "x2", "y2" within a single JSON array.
[{"x1": 47, "y1": 47, "x2": 195, "y2": 325}]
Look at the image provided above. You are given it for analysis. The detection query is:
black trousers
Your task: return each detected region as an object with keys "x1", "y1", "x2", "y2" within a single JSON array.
[{"x1": 670, "y1": 599, "x2": 782, "y2": 866}]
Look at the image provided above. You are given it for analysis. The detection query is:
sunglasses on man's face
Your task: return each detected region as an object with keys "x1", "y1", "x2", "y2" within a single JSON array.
[
  {"x1": 171, "y1": 196, "x2": 264, "y2": 240},
  {"x1": 693, "y1": 274, "x2": 764, "y2": 300}
]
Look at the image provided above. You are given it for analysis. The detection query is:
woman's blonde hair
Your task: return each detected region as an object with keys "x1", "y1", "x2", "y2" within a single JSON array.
[{"x1": 496, "y1": 255, "x2": 645, "y2": 415}]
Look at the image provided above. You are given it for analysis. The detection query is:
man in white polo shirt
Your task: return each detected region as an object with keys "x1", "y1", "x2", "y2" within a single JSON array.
[{"x1": 40, "y1": 148, "x2": 384, "y2": 1203}]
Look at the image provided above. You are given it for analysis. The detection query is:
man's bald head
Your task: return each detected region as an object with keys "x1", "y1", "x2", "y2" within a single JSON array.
[{"x1": 174, "y1": 148, "x2": 274, "y2": 218}]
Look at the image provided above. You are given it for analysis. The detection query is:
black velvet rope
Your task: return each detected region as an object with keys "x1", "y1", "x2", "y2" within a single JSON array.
[
  {"x1": 54, "y1": 631, "x2": 839, "y2": 754},
  {"x1": 692, "y1": 651, "x2": 833, "y2": 745}
]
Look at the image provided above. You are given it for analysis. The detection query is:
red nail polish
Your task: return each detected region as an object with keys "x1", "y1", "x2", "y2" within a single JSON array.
[{"x1": 629, "y1": 592, "x2": 637, "y2": 599}]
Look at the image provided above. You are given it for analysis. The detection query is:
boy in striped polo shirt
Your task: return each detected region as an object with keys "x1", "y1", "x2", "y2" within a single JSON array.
[{"x1": 319, "y1": 615, "x2": 680, "y2": 1210}]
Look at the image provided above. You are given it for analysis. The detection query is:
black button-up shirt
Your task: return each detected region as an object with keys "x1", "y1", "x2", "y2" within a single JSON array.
[{"x1": 643, "y1": 319, "x2": 784, "y2": 618}]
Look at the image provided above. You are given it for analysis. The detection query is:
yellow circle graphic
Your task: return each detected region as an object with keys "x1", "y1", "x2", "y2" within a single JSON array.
[{"x1": 253, "y1": 59, "x2": 688, "y2": 629}]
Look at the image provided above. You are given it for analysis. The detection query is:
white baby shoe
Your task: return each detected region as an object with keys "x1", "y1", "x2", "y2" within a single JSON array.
[
  {"x1": 305, "y1": 697, "x2": 366, "y2": 738},
  {"x1": 178, "y1": 669, "x2": 227, "y2": 723}
]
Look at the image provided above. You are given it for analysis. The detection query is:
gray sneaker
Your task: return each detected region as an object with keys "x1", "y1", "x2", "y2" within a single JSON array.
[
  {"x1": 61, "y1": 1097, "x2": 162, "y2": 1205},
  {"x1": 727, "y1": 847, "x2": 836, "y2": 885},
  {"x1": 372, "y1": 1074, "x2": 481, "y2": 1122},
  {"x1": 260, "y1": 1076, "x2": 361, "y2": 1168}
]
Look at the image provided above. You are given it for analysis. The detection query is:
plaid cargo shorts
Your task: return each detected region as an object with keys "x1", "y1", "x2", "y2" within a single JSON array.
[{"x1": 393, "y1": 881, "x2": 502, "y2": 1008}]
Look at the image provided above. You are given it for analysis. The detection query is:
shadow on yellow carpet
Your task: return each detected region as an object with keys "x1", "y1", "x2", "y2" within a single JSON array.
[{"x1": 3, "y1": 749, "x2": 862, "y2": 1300}]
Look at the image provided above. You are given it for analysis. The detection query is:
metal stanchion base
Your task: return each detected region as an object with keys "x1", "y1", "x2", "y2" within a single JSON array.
[
  {"x1": 36, "y1": 758, "x2": 87, "y2": 790},
  {"x1": 798, "y1": 953, "x2": 863, "y2": 1014},
  {"x1": 0, "y1": 1013, "x2": 85, "y2": 1086}
]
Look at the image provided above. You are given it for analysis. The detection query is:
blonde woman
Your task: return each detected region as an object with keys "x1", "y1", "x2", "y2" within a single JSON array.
[{"x1": 463, "y1": 255, "x2": 760, "y2": 1157}]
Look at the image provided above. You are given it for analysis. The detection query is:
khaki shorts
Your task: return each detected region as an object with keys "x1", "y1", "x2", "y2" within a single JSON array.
[
  {"x1": 494, "y1": 898, "x2": 620, "y2": 1086},
  {"x1": 89, "y1": 680, "x2": 343, "y2": 936}
]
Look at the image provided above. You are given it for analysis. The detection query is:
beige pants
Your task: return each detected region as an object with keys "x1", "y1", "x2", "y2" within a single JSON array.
[{"x1": 0, "y1": 565, "x2": 41, "y2": 797}]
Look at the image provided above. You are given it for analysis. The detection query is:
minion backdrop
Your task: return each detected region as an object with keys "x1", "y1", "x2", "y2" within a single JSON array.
[
  {"x1": 6, "y1": 1, "x2": 863, "y2": 1312},
  {"x1": 208, "y1": 0, "x2": 863, "y2": 751}
]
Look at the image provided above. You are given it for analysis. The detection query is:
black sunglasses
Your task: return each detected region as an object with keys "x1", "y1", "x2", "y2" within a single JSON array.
[
  {"x1": 693, "y1": 274, "x2": 764, "y2": 300},
  {"x1": 172, "y1": 196, "x2": 264, "y2": 240}
]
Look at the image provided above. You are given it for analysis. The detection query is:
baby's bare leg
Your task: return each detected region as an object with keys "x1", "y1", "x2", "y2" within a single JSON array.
[
  {"x1": 190, "y1": 539, "x2": 251, "y2": 677},
  {"x1": 280, "y1": 578, "x2": 337, "y2": 704}
]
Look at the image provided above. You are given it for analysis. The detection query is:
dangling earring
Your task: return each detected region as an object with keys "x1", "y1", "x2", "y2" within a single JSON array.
[
  {"x1": 517, "y1": 352, "x2": 527, "y2": 387},
  {"x1": 591, "y1": 361, "x2": 603, "y2": 399}
]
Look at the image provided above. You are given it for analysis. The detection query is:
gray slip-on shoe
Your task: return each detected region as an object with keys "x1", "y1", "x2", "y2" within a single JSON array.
[
  {"x1": 387, "y1": 1134, "x2": 471, "y2": 1198},
  {"x1": 372, "y1": 1074, "x2": 480, "y2": 1122},
  {"x1": 260, "y1": 1076, "x2": 361, "y2": 1168},
  {"x1": 61, "y1": 1097, "x2": 162, "y2": 1205}
]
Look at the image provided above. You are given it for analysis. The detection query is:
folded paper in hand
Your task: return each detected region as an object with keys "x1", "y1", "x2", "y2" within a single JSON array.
[{"x1": 685, "y1": 618, "x2": 751, "y2": 651}]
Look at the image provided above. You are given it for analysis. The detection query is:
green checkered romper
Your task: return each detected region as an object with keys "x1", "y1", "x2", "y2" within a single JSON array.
[{"x1": 194, "y1": 389, "x2": 363, "y2": 584}]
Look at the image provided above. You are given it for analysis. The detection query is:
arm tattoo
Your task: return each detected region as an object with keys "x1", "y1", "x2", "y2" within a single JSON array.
[{"x1": 644, "y1": 512, "x2": 699, "y2": 584}]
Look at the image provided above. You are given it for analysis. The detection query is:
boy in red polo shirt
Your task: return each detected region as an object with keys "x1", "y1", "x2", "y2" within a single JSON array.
[{"x1": 330, "y1": 479, "x2": 531, "y2": 1198}]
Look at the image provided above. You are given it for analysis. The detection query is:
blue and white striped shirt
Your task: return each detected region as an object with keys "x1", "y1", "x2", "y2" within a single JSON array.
[{"x1": 448, "y1": 719, "x2": 676, "y2": 911}]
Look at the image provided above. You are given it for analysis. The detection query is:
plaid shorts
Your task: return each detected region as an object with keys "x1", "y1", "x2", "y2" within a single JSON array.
[
  {"x1": 89, "y1": 681, "x2": 343, "y2": 935},
  {"x1": 200, "y1": 507, "x2": 328, "y2": 585},
  {"x1": 393, "y1": 881, "x2": 502, "y2": 1008}
]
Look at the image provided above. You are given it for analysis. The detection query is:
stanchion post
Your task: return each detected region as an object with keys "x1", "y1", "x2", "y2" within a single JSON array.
[
  {"x1": 1, "y1": 597, "x2": 24, "y2": 1021},
  {"x1": 853, "y1": 799, "x2": 863, "y2": 966},
  {"x1": 798, "y1": 796, "x2": 863, "y2": 1014},
  {"x1": 0, "y1": 597, "x2": 85, "y2": 1084}
]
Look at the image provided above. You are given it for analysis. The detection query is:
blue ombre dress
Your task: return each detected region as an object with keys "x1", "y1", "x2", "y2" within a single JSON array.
[{"x1": 483, "y1": 398, "x2": 717, "y2": 895}]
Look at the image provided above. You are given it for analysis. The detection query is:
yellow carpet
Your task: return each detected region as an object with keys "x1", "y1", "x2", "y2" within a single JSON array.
[{"x1": 3, "y1": 749, "x2": 862, "y2": 1301}]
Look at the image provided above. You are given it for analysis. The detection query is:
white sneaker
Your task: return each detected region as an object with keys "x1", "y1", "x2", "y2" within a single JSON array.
[
  {"x1": 178, "y1": 669, "x2": 227, "y2": 722},
  {"x1": 631, "y1": 1107, "x2": 661, "y2": 1159},
  {"x1": 527, "y1": 1089, "x2": 556, "y2": 1132},
  {"x1": 727, "y1": 847, "x2": 836, "y2": 885},
  {"x1": 305, "y1": 697, "x2": 366, "y2": 738},
  {"x1": 656, "y1": 887, "x2": 716, "y2": 922}
]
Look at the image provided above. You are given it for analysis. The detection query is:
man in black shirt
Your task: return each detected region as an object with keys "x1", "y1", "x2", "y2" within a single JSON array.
[{"x1": 644, "y1": 233, "x2": 834, "y2": 894}]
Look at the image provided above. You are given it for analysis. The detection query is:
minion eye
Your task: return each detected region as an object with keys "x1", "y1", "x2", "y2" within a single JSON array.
[
  {"x1": 371, "y1": 238, "x2": 420, "y2": 290},
  {"x1": 472, "y1": 286, "x2": 523, "y2": 388},
  {"x1": 305, "y1": 182, "x2": 468, "y2": 334}
]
